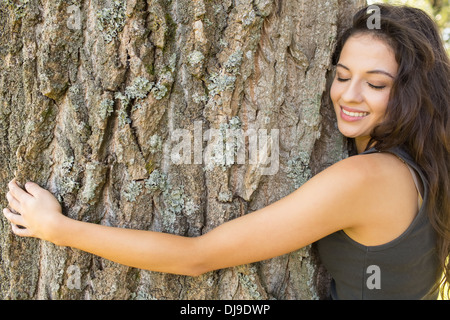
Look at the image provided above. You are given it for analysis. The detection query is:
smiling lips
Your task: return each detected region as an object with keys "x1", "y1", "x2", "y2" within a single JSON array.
[{"x1": 340, "y1": 106, "x2": 369, "y2": 121}]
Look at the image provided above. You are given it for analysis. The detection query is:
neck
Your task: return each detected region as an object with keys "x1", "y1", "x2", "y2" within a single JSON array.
[{"x1": 355, "y1": 136, "x2": 371, "y2": 154}]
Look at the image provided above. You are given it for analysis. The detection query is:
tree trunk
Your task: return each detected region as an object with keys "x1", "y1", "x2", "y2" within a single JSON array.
[{"x1": 0, "y1": 0, "x2": 364, "y2": 300}]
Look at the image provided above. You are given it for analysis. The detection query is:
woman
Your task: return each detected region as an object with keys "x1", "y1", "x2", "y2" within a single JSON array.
[{"x1": 3, "y1": 4, "x2": 449, "y2": 299}]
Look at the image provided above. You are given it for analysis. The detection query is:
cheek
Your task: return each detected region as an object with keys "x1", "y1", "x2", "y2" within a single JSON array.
[
  {"x1": 369, "y1": 91, "x2": 391, "y2": 119},
  {"x1": 330, "y1": 80, "x2": 340, "y2": 107}
]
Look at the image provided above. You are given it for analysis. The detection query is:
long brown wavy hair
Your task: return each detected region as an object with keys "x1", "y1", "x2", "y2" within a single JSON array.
[{"x1": 333, "y1": 4, "x2": 450, "y2": 297}]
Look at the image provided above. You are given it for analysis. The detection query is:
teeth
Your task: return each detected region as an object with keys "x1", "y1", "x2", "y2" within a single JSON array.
[{"x1": 342, "y1": 108, "x2": 369, "y2": 117}]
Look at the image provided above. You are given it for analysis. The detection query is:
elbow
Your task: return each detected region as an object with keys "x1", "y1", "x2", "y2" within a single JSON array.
[
  {"x1": 140, "y1": 235, "x2": 214, "y2": 277},
  {"x1": 183, "y1": 236, "x2": 214, "y2": 277},
  {"x1": 186, "y1": 267, "x2": 208, "y2": 278},
  {"x1": 187, "y1": 262, "x2": 218, "y2": 277}
]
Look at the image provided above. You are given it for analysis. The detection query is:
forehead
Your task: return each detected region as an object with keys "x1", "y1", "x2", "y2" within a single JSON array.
[{"x1": 338, "y1": 34, "x2": 398, "y2": 75}]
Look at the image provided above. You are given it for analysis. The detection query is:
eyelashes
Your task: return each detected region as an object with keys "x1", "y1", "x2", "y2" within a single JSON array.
[
  {"x1": 336, "y1": 77, "x2": 349, "y2": 83},
  {"x1": 367, "y1": 83, "x2": 386, "y2": 90},
  {"x1": 336, "y1": 77, "x2": 386, "y2": 90}
]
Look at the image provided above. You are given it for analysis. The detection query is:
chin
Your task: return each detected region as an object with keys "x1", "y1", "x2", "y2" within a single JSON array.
[{"x1": 337, "y1": 125, "x2": 359, "y2": 139}]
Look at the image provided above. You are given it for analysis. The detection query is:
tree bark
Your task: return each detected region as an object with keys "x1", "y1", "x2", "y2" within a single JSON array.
[{"x1": 0, "y1": 0, "x2": 364, "y2": 300}]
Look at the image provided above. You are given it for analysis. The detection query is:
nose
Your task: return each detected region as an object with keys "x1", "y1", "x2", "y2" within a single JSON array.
[{"x1": 341, "y1": 80, "x2": 363, "y2": 104}]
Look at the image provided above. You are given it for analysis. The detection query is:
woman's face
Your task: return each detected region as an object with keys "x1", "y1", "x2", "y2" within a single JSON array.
[{"x1": 330, "y1": 33, "x2": 398, "y2": 152}]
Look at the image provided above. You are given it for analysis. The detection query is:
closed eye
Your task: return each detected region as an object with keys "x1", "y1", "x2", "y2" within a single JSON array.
[
  {"x1": 337, "y1": 77, "x2": 386, "y2": 90},
  {"x1": 337, "y1": 74, "x2": 387, "y2": 90},
  {"x1": 367, "y1": 83, "x2": 386, "y2": 90}
]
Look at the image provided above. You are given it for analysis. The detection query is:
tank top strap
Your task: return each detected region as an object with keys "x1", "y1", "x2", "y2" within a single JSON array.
[{"x1": 394, "y1": 153, "x2": 424, "y2": 209}]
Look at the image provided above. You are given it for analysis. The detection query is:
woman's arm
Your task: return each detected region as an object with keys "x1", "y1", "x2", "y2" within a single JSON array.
[
  {"x1": 3, "y1": 179, "x2": 204, "y2": 276},
  {"x1": 3, "y1": 154, "x2": 386, "y2": 276}
]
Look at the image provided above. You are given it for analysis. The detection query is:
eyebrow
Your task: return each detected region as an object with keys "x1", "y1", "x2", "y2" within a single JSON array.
[{"x1": 336, "y1": 63, "x2": 395, "y2": 79}]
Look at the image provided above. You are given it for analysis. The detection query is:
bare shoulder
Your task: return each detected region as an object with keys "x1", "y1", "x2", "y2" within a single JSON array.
[
  {"x1": 282, "y1": 151, "x2": 412, "y2": 229},
  {"x1": 324, "y1": 151, "x2": 412, "y2": 184},
  {"x1": 327, "y1": 152, "x2": 420, "y2": 245},
  {"x1": 308, "y1": 152, "x2": 402, "y2": 193},
  {"x1": 338, "y1": 151, "x2": 417, "y2": 198},
  {"x1": 312, "y1": 151, "x2": 418, "y2": 219}
]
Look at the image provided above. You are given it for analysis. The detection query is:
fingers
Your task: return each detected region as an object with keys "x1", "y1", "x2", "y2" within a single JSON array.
[
  {"x1": 8, "y1": 178, "x2": 34, "y2": 202},
  {"x1": 6, "y1": 178, "x2": 37, "y2": 213},
  {"x1": 10, "y1": 223, "x2": 32, "y2": 237},
  {"x1": 3, "y1": 178, "x2": 40, "y2": 238},
  {"x1": 24, "y1": 181, "x2": 44, "y2": 197},
  {"x1": 6, "y1": 191, "x2": 22, "y2": 214},
  {"x1": 3, "y1": 207, "x2": 25, "y2": 225},
  {"x1": 2, "y1": 207, "x2": 31, "y2": 237}
]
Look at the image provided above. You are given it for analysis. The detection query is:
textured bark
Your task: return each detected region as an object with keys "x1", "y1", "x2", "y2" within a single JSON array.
[{"x1": 0, "y1": 0, "x2": 364, "y2": 300}]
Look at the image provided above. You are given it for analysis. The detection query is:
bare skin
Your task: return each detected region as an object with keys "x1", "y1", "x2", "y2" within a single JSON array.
[{"x1": 2, "y1": 34, "x2": 420, "y2": 277}]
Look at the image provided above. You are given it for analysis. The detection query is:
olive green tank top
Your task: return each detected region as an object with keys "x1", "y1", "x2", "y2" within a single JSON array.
[{"x1": 316, "y1": 147, "x2": 440, "y2": 300}]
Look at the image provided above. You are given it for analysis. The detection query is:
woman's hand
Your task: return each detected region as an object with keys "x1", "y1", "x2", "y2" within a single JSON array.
[{"x1": 3, "y1": 178, "x2": 65, "y2": 242}]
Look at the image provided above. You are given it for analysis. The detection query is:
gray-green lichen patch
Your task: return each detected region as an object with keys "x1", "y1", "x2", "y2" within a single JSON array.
[
  {"x1": 224, "y1": 49, "x2": 243, "y2": 74},
  {"x1": 187, "y1": 50, "x2": 205, "y2": 67},
  {"x1": 114, "y1": 91, "x2": 129, "y2": 108},
  {"x1": 301, "y1": 93, "x2": 322, "y2": 128},
  {"x1": 186, "y1": 50, "x2": 205, "y2": 77},
  {"x1": 204, "y1": 48, "x2": 244, "y2": 109},
  {"x1": 149, "y1": 134, "x2": 163, "y2": 154},
  {"x1": 304, "y1": 254, "x2": 320, "y2": 300},
  {"x1": 241, "y1": 8, "x2": 257, "y2": 27},
  {"x1": 204, "y1": 116, "x2": 243, "y2": 172},
  {"x1": 207, "y1": 73, "x2": 236, "y2": 98},
  {"x1": 125, "y1": 77, "x2": 154, "y2": 100},
  {"x1": 234, "y1": 265, "x2": 267, "y2": 300},
  {"x1": 96, "y1": 0, "x2": 127, "y2": 43},
  {"x1": 151, "y1": 82, "x2": 168, "y2": 100},
  {"x1": 183, "y1": 198, "x2": 199, "y2": 217},
  {"x1": 114, "y1": 73, "x2": 172, "y2": 129},
  {"x1": 55, "y1": 156, "x2": 80, "y2": 201},
  {"x1": 114, "y1": 76, "x2": 153, "y2": 128},
  {"x1": 286, "y1": 151, "x2": 312, "y2": 189},
  {"x1": 192, "y1": 92, "x2": 208, "y2": 104},
  {"x1": 151, "y1": 60, "x2": 175, "y2": 100},
  {"x1": 115, "y1": 104, "x2": 131, "y2": 128},
  {"x1": 1, "y1": 0, "x2": 29, "y2": 20},
  {"x1": 123, "y1": 180, "x2": 143, "y2": 202},
  {"x1": 144, "y1": 169, "x2": 199, "y2": 232},
  {"x1": 98, "y1": 98, "x2": 114, "y2": 120},
  {"x1": 164, "y1": 186, "x2": 185, "y2": 215},
  {"x1": 144, "y1": 169, "x2": 167, "y2": 193},
  {"x1": 217, "y1": 190, "x2": 233, "y2": 203}
]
